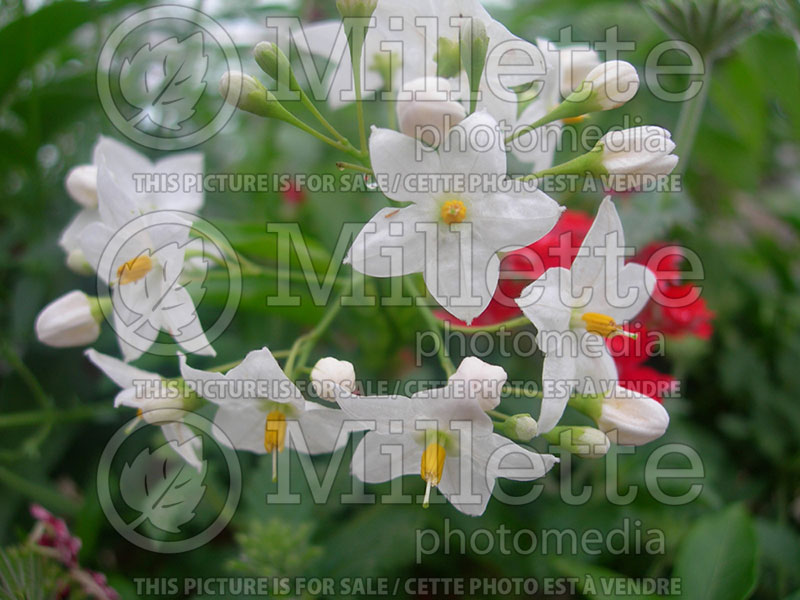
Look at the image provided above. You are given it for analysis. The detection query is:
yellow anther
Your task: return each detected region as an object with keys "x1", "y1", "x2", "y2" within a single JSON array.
[
  {"x1": 562, "y1": 114, "x2": 588, "y2": 125},
  {"x1": 440, "y1": 200, "x2": 467, "y2": 225},
  {"x1": 420, "y1": 442, "x2": 446, "y2": 508},
  {"x1": 117, "y1": 255, "x2": 153, "y2": 285},
  {"x1": 580, "y1": 312, "x2": 636, "y2": 338},
  {"x1": 264, "y1": 410, "x2": 287, "y2": 454}
]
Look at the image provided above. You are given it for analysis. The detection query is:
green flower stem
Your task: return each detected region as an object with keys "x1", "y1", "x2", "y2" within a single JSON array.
[
  {"x1": 522, "y1": 145, "x2": 604, "y2": 181},
  {"x1": 298, "y1": 90, "x2": 351, "y2": 146},
  {"x1": 438, "y1": 315, "x2": 531, "y2": 333},
  {"x1": 672, "y1": 62, "x2": 713, "y2": 174},
  {"x1": 336, "y1": 161, "x2": 373, "y2": 175},
  {"x1": 284, "y1": 296, "x2": 344, "y2": 379},
  {"x1": 486, "y1": 409, "x2": 510, "y2": 421},
  {"x1": 503, "y1": 385, "x2": 543, "y2": 399},
  {"x1": 403, "y1": 277, "x2": 456, "y2": 377},
  {"x1": 0, "y1": 466, "x2": 80, "y2": 516},
  {"x1": 0, "y1": 404, "x2": 118, "y2": 429}
]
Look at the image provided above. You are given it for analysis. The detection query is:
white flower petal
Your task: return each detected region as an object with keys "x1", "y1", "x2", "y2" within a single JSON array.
[
  {"x1": 538, "y1": 354, "x2": 577, "y2": 433},
  {"x1": 291, "y1": 402, "x2": 364, "y2": 454},
  {"x1": 84, "y1": 348, "x2": 159, "y2": 389},
  {"x1": 160, "y1": 286, "x2": 216, "y2": 357},
  {"x1": 369, "y1": 127, "x2": 442, "y2": 205},
  {"x1": 440, "y1": 111, "x2": 506, "y2": 181},
  {"x1": 471, "y1": 189, "x2": 562, "y2": 251},
  {"x1": 570, "y1": 196, "x2": 627, "y2": 294},
  {"x1": 350, "y1": 431, "x2": 421, "y2": 483}
]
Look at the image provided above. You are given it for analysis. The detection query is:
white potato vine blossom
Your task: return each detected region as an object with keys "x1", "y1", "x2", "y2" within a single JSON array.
[
  {"x1": 516, "y1": 197, "x2": 656, "y2": 433},
  {"x1": 179, "y1": 347, "x2": 362, "y2": 479},
  {"x1": 60, "y1": 136, "x2": 203, "y2": 274},
  {"x1": 85, "y1": 349, "x2": 203, "y2": 470},
  {"x1": 336, "y1": 357, "x2": 558, "y2": 516},
  {"x1": 345, "y1": 111, "x2": 563, "y2": 324},
  {"x1": 76, "y1": 155, "x2": 214, "y2": 361}
]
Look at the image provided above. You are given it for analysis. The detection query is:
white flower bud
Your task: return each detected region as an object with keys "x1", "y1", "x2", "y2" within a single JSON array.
[
  {"x1": 511, "y1": 414, "x2": 538, "y2": 442},
  {"x1": 558, "y1": 47, "x2": 601, "y2": 99},
  {"x1": 396, "y1": 77, "x2": 466, "y2": 145},
  {"x1": 220, "y1": 72, "x2": 267, "y2": 113},
  {"x1": 596, "y1": 386, "x2": 669, "y2": 445},
  {"x1": 599, "y1": 126, "x2": 678, "y2": 184},
  {"x1": 578, "y1": 60, "x2": 639, "y2": 110},
  {"x1": 65, "y1": 248, "x2": 93, "y2": 275},
  {"x1": 65, "y1": 165, "x2": 98, "y2": 209},
  {"x1": 311, "y1": 357, "x2": 356, "y2": 402},
  {"x1": 35, "y1": 290, "x2": 101, "y2": 348},
  {"x1": 544, "y1": 425, "x2": 610, "y2": 458},
  {"x1": 448, "y1": 356, "x2": 507, "y2": 411}
]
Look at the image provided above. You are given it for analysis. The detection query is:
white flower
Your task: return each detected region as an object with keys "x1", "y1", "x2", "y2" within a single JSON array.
[
  {"x1": 345, "y1": 111, "x2": 563, "y2": 324},
  {"x1": 35, "y1": 290, "x2": 101, "y2": 348},
  {"x1": 59, "y1": 136, "x2": 203, "y2": 269},
  {"x1": 219, "y1": 71, "x2": 265, "y2": 112},
  {"x1": 572, "y1": 60, "x2": 639, "y2": 110},
  {"x1": 336, "y1": 385, "x2": 558, "y2": 516},
  {"x1": 85, "y1": 349, "x2": 203, "y2": 469},
  {"x1": 595, "y1": 386, "x2": 669, "y2": 445},
  {"x1": 598, "y1": 126, "x2": 679, "y2": 186},
  {"x1": 79, "y1": 204, "x2": 214, "y2": 361},
  {"x1": 516, "y1": 197, "x2": 656, "y2": 433},
  {"x1": 300, "y1": 0, "x2": 543, "y2": 119},
  {"x1": 447, "y1": 356, "x2": 507, "y2": 412},
  {"x1": 65, "y1": 165, "x2": 98, "y2": 209},
  {"x1": 395, "y1": 77, "x2": 467, "y2": 144},
  {"x1": 311, "y1": 356, "x2": 356, "y2": 401},
  {"x1": 180, "y1": 348, "x2": 364, "y2": 478},
  {"x1": 555, "y1": 44, "x2": 602, "y2": 100}
]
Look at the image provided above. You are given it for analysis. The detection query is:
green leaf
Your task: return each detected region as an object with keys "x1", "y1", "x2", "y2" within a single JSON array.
[
  {"x1": 673, "y1": 504, "x2": 758, "y2": 600},
  {"x1": 0, "y1": 0, "x2": 137, "y2": 98},
  {"x1": 552, "y1": 558, "x2": 659, "y2": 600}
]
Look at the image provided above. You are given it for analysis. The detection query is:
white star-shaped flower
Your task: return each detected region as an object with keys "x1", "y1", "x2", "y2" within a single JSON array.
[
  {"x1": 179, "y1": 347, "x2": 364, "y2": 480},
  {"x1": 336, "y1": 360, "x2": 558, "y2": 516},
  {"x1": 516, "y1": 197, "x2": 656, "y2": 433},
  {"x1": 85, "y1": 349, "x2": 203, "y2": 470},
  {"x1": 345, "y1": 111, "x2": 563, "y2": 324}
]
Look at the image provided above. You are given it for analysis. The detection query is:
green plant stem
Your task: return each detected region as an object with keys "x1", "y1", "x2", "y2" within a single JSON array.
[
  {"x1": 0, "y1": 404, "x2": 118, "y2": 429},
  {"x1": 336, "y1": 161, "x2": 373, "y2": 175},
  {"x1": 673, "y1": 62, "x2": 713, "y2": 174},
  {"x1": 486, "y1": 409, "x2": 510, "y2": 421},
  {"x1": 284, "y1": 296, "x2": 344, "y2": 379},
  {"x1": 439, "y1": 315, "x2": 531, "y2": 333},
  {"x1": 503, "y1": 385, "x2": 543, "y2": 399},
  {"x1": 403, "y1": 278, "x2": 456, "y2": 377},
  {"x1": 0, "y1": 466, "x2": 80, "y2": 516},
  {"x1": 299, "y1": 90, "x2": 350, "y2": 146}
]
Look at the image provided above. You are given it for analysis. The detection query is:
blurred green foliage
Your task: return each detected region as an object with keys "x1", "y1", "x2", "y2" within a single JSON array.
[{"x1": 1, "y1": 0, "x2": 799, "y2": 598}]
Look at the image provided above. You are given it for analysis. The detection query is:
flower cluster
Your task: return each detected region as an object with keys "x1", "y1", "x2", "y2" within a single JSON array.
[
  {"x1": 29, "y1": 504, "x2": 119, "y2": 600},
  {"x1": 33, "y1": 0, "x2": 705, "y2": 517}
]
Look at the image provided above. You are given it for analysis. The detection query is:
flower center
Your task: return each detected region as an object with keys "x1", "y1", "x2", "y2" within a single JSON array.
[
  {"x1": 420, "y1": 442, "x2": 446, "y2": 508},
  {"x1": 440, "y1": 199, "x2": 467, "y2": 225},
  {"x1": 579, "y1": 312, "x2": 636, "y2": 339},
  {"x1": 562, "y1": 114, "x2": 588, "y2": 125},
  {"x1": 264, "y1": 410, "x2": 287, "y2": 454},
  {"x1": 117, "y1": 255, "x2": 153, "y2": 285}
]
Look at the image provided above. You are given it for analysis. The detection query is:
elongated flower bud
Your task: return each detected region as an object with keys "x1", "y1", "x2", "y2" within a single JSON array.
[
  {"x1": 336, "y1": 0, "x2": 378, "y2": 19},
  {"x1": 570, "y1": 60, "x2": 639, "y2": 110},
  {"x1": 253, "y1": 41, "x2": 299, "y2": 92},
  {"x1": 543, "y1": 426, "x2": 610, "y2": 458},
  {"x1": 35, "y1": 291, "x2": 102, "y2": 348},
  {"x1": 65, "y1": 165, "x2": 98, "y2": 209},
  {"x1": 396, "y1": 77, "x2": 466, "y2": 145},
  {"x1": 311, "y1": 357, "x2": 356, "y2": 402},
  {"x1": 595, "y1": 386, "x2": 669, "y2": 445},
  {"x1": 220, "y1": 72, "x2": 269, "y2": 116},
  {"x1": 597, "y1": 126, "x2": 678, "y2": 189}
]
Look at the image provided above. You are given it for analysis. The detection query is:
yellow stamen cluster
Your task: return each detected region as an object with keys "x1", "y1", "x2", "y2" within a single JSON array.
[
  {"x1": 581, "y1": 312, "x2": 624, "y2": 338},
  {"x1": 264, "y1": 410, "x2": 287, "y2": 454},
  {"x1": 117, "y1": 255, "x2": 153, "y2": 285},
  {"x1": 440, "y1": 200, "x2": 467, "y2": 225},
  {"x1": 420, "y1": 442, "x2": 446, "y2": 508}
]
